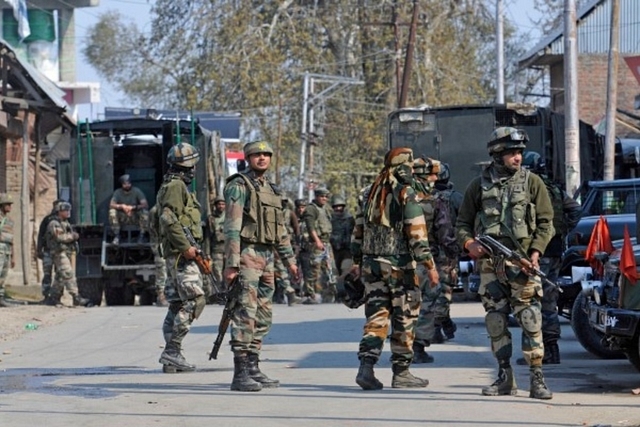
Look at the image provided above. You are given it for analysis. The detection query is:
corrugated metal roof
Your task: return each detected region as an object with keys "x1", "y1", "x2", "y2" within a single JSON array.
[{"x1": 519, "y1": 0, "x2": 640, "y2": 67}]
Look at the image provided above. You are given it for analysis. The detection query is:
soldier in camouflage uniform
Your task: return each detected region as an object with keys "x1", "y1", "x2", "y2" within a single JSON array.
[
  {"x1": 518, "y1": 151, "x2": 581, "y2": 365},
  {"x1": 148, "y1": 204, "x2": 168, "y2": 307},
  {"x1": 433, "y1": 163, "x2": 464, "y2": 340},
  {"x1": 411, "y1": 158, "x2": 459, "y2": 364},
  {"x1": 45, "y1": 202, "x2": 90, "y2": 307},
  {"x1": 109, "y1": 174, "x2": 150, "y2": 245},
  {"x1": 224, "y1": 140, "x2": 299, "y2": 392},
  {"x1": 351, "y1": 147, "x2": 439, "y2": 390},
  {"x1": 330, "y1": 195, "x2": 355, "y2": 277},
  {"x1": 208, "y1": 196, "x2": 227, "y2": 298},
  {"x1": 294, "y1": 198, "x2": 314, "y2": 302},
  {"x1": 273, "y1": 197, "x2": 301, "y2": 306},
  {"x1": 156, "y1": 143, "x2": 206, "y2": 373},
  {"x1": 37, "y1": 199, "x2": 64, "y2": 302},
  {"x1": 303, "y1": 187, "x2": 338, "y2": 303},
  {"x1": 456, "y1": 127, "x2": 555, "y2": 400},
  {"x1": 0, "y1": 194, "x2": 18, "y2": 307}
]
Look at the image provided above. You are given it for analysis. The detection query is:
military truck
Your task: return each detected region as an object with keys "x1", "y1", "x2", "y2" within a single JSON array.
[{"x1": 58, "y1": 118, "x2": 220, "y2": 306}]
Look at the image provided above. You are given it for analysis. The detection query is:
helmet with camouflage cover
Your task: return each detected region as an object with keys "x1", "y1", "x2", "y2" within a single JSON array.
[
  {"x1": 522, "y1": 150, "x2": 545, "y2": 173},
  {"x1": 436, "y1": 162, "x2": 451, "y2": 184},
  {"x1": 56, "y1": 201, "x2": 72, "y2": 212},
  {"x1": 487, "y1": 127, "x2": 528, "y2": 155},
  {"x1": 294, "y1": 198, "x2": 307, "y2": 208},
  {"x1": 331, "y1": 195, "x2": 346, "y2": 207},
  {"x1": 167, "y1": 142, "x2": 200, "y2": 168},
  {"x1": 243, "y1": 141, "x2": 273, "y2": 157},
  {"x1": 412, "y1": 157, "x2": 441, "y2": 176},
  {"x1": 0, "y1": 193, "x2": 13, "y2": 205}
]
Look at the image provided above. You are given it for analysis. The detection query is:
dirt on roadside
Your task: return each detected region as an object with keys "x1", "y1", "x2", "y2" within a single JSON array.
[{"x1": 0, "y1": 300, "x2": 85, "y2": 343}]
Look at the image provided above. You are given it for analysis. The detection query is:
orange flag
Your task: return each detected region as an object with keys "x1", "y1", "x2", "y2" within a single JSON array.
[
  {"x1": 620, "y1": 225, "x2": 638, "y2": 285},
  {"x1": 584, "y1": 215, "x2": 614, "y2": 276}
]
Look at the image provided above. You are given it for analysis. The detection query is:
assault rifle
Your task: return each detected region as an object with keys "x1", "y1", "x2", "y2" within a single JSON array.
[
  {"x1": 210, "y1": 275, "x2": 242, "y2": 360},
  {"x1": 476, "y1": 235, "x2": 561, "y2": 292},
  {"x1": 182, "y1": 226, "x2": 224, "y2": 297}
]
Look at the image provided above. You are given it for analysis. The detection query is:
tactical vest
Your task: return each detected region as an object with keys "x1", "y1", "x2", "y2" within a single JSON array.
[
  {"x1": 230, "y1": 173, "x2": 285, "y2": 245},
  {"x1": 283, "y1": 207, "x2": 295, "y2": 237},
  {"x1": 361, "y1": 196, "x2": 410, "y2": 257},
  {"x1": 478, "y1": 168, "x2": 535, "y2": 242},
  {"x1": 156, "y1": 176, "x2": 203, "y2": 243},
  {"x1": 543, "y1": 177, "x2": 566, "y2": 236},
  {"x1": 210, "y1": 212, "x2": 226, "y2": 244},
  {"x1": 46, "y1": 219, "x2": 75, "y2": 253},
  {"x1": 0, "y1": 213, "x2": 14, "y2": 245},
  {"x1": 438, "y1": 188, "x2": 459, "y2": 226},
  {"x1": 306, "y1": 202, "x2": 332, "y2": 242}
]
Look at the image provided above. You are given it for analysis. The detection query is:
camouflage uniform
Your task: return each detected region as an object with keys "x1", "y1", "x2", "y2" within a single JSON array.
[
  {"x1": 156, "y1": 143, "x2": 205, "y2": 373},
  {"x1": 208, "y1": 198, "x2": 226, "y2": 292},
  {"x1": 224, "y1": 140, "x2": 297, "y2": 392},
  {"x1": 45, "y1": 202, "x2": 89, "y2": 307},
  {"x1": 109, "y1": 175, "x2": 149, "y2": 243},
  {"x1": 37, "y1": 200, "x2": 62, "y2": 300},
  {"x1": 0, "y1": 194, "x2": 15, "y2": 306},
  {"x1": 456, "y1": 127, "x2": 554, "y2": 399},
  {"x1": 352, "y1": 147, "x2": 436, "y2": 390},
  {"x1": 303, "y1": 189, "x2": 337, "y2": 302},
  {"x1": 274, "y1": 199, "x2": 300, "y2": 305},
  {"x1": 411, "y1": 158, "x2": 460, "y2": 362},
  {"x1": 295, "y1": 200, "x2": 313, "y2": 299},
  {"x1": 148, "y1": 204, "x2": 168, "y2": 307}
]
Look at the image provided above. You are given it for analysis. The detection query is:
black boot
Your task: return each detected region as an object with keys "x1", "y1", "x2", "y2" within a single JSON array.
[
  {"x1": 44, "y1": 293, "x2": 62, "y2": 306},
  {"x1": 356, "y1": 358, "x2": 383, "y2": 390},
  {"x1": 159, "y1": 343, "x2": 196, "y2": 373},
  {"x1": 246, "y1": 353, "x2": 280, "y2": 388},
  {"x1": 442, "y1": 318, "x2": 457, "y2": 340},
  {"x1": 482, "y1": 366, "x2": 517, "y2": 396},
  {"x1": 542, "y1": 342, "x2": 561, "y2": 364},
  {"x1": 72, "y1": 294, "x2": 91, "y2": 307},
  {"x1": 412, "y1": 342, "x2": 434, "y2": 364},
  {"x1": 432, "y1": 327, "x2": 445, "y2": 344},
  {"x1": 391, "y1": 364, "x2": 429, "y2": 388},
  {"x1": 231, "y1": 354, "x2": 262, "y2": 392},
  {"x1": 529, "y1": 366, "x2": 553, "y2": 400}
]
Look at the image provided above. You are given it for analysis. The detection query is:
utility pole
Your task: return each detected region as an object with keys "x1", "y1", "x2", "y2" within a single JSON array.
[
  {"x1": 297, "y1": 73, "x2": 364, "y2": 199},
  {"x1": 398, "y1": 0, "x2": 419, "y2": 108},
  {"x1": 564, "y1": 0, "x2": 581, "y2": 197},
  {"x1": 603, "y1": 0, "x2": 620, "y2": 181},
  {"x1": 496, "y1": 0, "x2": 505, "y2": 104}
]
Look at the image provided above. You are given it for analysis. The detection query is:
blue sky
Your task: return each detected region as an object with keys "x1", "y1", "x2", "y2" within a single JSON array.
[{"x1": 74, "y1": 0, "x2": 543, "y2": 120}]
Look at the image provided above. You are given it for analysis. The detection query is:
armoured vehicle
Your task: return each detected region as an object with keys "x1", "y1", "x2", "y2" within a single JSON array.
[{"x1": 58, "y1": 118, "x2": 220, "y2": 306}]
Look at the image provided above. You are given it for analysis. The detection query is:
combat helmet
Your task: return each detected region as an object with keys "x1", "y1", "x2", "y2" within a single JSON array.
[
  {"x1": 522, "y1": 150, "x2": 545, "y2": 173},
  {"x1": 56, "y1": 201, "x2": 72, "y2": 212},
  {"x1": 487, "y1": 127, "x2": 528, "y2": 155},
  {"x1": 412, "y1": 157, "x2": 441, "y2": 176},
  {"x1": 331, "y1": 195, "x2": 346, "y2": 207},
  {"x1": 436, "y1": 163, "x2": 451, "y2": 184},
  {"x1": 294, "y1": 198, "x2": 307, "y2": 208},
  {"x1": 0, "y1": 193, "x2": 13, "y2": 205},
  {"x1": 243, "y1": 141, "x2": 273, "y2": 157},
  {"x1": 167, "y1": 143, "x2": 200, "y2": 168}
]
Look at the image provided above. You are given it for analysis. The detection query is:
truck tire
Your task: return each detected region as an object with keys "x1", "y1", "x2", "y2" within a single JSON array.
[
  {"x1": 138, "y1": 288, "x2": 156, "y2": 306},
  {"x1": 570, "y1": 293, "x2": 625, "y2": 359},
  {"x1": 77, "y1": 279, "x2": 103, "y2": 307},
  {"x1": 104, "y1": 283, "x2": 136, "y2": 306}
]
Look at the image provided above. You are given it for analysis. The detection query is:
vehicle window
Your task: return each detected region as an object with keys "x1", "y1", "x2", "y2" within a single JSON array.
[{"x1": 585, "y1": 186, "x2": 640, "y2": 216}]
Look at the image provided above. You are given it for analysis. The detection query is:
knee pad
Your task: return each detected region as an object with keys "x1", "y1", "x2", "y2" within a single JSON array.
[
  {"x1": 518, "y1": 306, "x2": 542, "y2": 334},
  {"x1": 485, "y1": 312, "x2": 508, "y2": 339}
]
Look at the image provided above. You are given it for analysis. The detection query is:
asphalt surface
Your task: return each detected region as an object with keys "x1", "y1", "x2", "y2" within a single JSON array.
[{"x1": 1, "y1": 299, "x2": 640, "y2": 427}]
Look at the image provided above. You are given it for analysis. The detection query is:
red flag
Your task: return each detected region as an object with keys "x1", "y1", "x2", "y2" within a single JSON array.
[
  {"x1": 585, "y1": 215, "x2": 614, "y2": 276},
  {"x1": 620, "y1": 225, "x2": 638, "y2": 285}
]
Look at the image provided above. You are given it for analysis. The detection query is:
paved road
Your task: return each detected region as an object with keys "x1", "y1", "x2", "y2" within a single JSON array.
[{"x1": 1, "y1": 300, "x2": 639, "y2": 427}]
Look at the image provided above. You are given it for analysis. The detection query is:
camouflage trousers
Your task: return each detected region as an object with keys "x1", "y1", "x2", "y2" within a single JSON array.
[
  {"x1": 50, "y1": 250, "x2": 79, "y2": 298},
  {"x1": 41, "y1": 251, "x2": 54, "y2": 298},
  {"x1": 274, "y1": 253, "x2": 295, "y2": 294},
  {"x1": 414, "y1": 258, "x2": 456, "y2": 344},
  {"x1": 108, "y1": 208, "x2": 149, "y2": 234},
  {"x1": 211, "y1": 252, "x2": 225, "y2": 292},
  {"x1": 540, "y1": 256, "x2": 561, "y2": 344},
  {"x1": 358, "y1": 257, "x2": 421, "y2": 367},
  {"x1": 298, "y1": 250, "x2": 313, "y2": 297},
  {"x1": 478, "y1": 257, "x2": 544, "y2": 366},
  {"x1": 230, "y1": 243, "x2": 276, "y2": 355},
  {"x1": 151, "y1": 242, "x2": 167, "y2": 295},
  {"x1": 162, "y1": 255, "x2": 206, "y2": 347},
  {"x1": 0, "y1": 243, "x2": 10, "y2": 297},
  {"x1": 305, "y1": 243, "x2": 337, "y2": 298}
]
